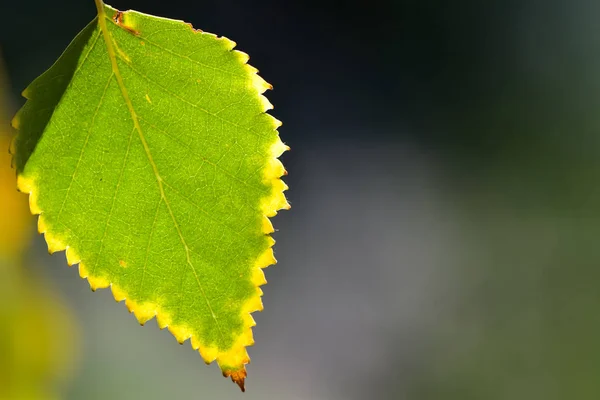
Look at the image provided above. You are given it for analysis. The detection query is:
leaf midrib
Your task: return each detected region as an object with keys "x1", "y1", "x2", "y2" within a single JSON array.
[{"x1": 94, "y1": 0, "x2": 225, "y2": 342}]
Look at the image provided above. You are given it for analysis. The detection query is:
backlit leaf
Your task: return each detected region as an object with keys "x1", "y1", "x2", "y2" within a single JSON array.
[{"x1": 11, "y1": 1, "x2": 288, "y2": 390}]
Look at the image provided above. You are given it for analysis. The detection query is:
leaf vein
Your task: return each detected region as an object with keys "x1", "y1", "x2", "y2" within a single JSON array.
[
  {"x1": 105, "y1": 15, "x2": 245, "y2": 79},
  {"x1": 94, "y1": 126, "x2": 136, "y2": 275},
  {"x1": 56, "y1": 72, "x2": 114, "y2": 224},
  {"x1": 137, "y1": 116, "x2": 268, "y2": 193},
  {"x1": 96, "y1": 6, "x2": 226, "y2": 342},
  {"x1": 139, "y1": 197, "x2": 162, "y2": 294},
  {"x1": 115, "y1": 57, "x2": 263, "y2": 139},
  {"x1": 160, "y1": 178, "x2": 253, "y2": 238}
]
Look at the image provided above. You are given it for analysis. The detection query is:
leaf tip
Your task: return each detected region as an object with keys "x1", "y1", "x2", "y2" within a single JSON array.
[{"x1": 225, "y1": 369, "x2": 247, "y2": 392}]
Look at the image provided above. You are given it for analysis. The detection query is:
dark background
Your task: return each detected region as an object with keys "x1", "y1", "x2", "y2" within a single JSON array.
[{"x1": 2, "y1": 0, "x2": 600, "y2": 399}]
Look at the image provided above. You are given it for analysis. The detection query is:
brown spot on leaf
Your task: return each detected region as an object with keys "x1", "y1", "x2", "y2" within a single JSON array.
[
  {"x1": 113, "y1": 10, "x2": 140, "y2": 36},
  {"x1": 113, "y1": 10, "x2": 123, "y2": 24},
  {"x1": 186, "y1": 22, "x2": 203, "y2": 33},
  {"x1": 119, "y1": 260, "x2": 127, "y2": 268}
]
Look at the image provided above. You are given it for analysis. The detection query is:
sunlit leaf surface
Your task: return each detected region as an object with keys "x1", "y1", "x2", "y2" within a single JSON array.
[{"x1": 11, "y1": 2, "x2": 288, "y2": 390}]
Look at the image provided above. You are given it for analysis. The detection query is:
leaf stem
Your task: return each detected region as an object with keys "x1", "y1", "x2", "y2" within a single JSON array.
[
  {"x1": 94, "y1": 0, "x2": 106, "y2": 19},
  {"x1": 90, "y1": 0, "x2": 224, "y2": 339}
]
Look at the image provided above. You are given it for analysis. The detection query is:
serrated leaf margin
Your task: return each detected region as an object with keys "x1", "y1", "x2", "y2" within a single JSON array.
[{"x1": 10, "y1": 9, "x2": 289, "y2": 391}]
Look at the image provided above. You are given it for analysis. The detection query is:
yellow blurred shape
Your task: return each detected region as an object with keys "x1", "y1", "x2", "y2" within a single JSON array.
[
  {"x1": 0, "y1": 57, "x2": 30, "y2": 258},
  {"x1": 0, "y1": 53, "x2": 79, "y2": 400},
  {"x1": 0, "y1": 267, "x2": 79, "y2": 400}
]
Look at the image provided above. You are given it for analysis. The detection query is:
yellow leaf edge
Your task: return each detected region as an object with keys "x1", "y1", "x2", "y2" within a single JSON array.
[{"x1": 10, "y1": 29, "x2": 290, "y2": 392}]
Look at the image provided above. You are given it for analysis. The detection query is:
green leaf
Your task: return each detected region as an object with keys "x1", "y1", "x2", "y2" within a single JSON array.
[{"x1": 11, "y1": 1, "x2": 288, "y2": 390}]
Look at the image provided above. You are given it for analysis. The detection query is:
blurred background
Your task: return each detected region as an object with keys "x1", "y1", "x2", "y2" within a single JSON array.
[{"x1": 2, "y1": 0, "x2": 600, "y2": 398}]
